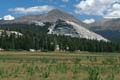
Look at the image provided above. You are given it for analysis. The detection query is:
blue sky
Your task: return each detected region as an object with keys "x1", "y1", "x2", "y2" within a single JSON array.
[{"x1": 0, "y1": 0, "x2": 120, "y2": 22}]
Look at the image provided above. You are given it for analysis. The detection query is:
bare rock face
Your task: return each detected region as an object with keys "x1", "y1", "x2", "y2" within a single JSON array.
[
  {"x1": 0, "y1": 30, "x2": 23, "y2": 37},
  {"x1": 48, "y1": 20, "x2": 109, "y2": 42}
]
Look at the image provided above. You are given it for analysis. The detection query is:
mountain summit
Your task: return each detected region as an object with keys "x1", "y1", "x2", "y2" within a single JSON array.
[
  {"x1": 11, "y1": 9, "x2": 86, "y2": 26},
  {"x1": 0, "y1": 9, "x2": 109, "y2": 41}
]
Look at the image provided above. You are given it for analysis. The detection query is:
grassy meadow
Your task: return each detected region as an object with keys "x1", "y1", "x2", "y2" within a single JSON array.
[{"x1": 0, "y1": 51, "x2": 120, "y2": 80}]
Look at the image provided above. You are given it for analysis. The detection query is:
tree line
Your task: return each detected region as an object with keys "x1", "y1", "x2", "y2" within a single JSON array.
[{"x1": 0, "y1": 23, "x2": 120, "y2": 52}]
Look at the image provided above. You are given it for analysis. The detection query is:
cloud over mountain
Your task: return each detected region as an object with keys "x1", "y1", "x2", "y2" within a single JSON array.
[
  {"x1": 3, "y1": 15, "x2": 15, "y2": 20},
  {"x1": 9, "y1": 5, "x2": 54, "y2": 14},
  {"x1": 83, "y1": 19, "x2": 95, "y2": 24},
  {"x1": 75, "y1": 0, "x2": 120, "y2": 18}
]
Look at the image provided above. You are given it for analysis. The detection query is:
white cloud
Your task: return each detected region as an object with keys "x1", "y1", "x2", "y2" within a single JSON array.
[
  {"x1": 112, "y1": 3, "x2": 120, "y2": 9},
  {"x1": 75, "y1": 0, "x2": 120, "y2": 18},
  {"x1": 9, "y1": 5, "x2": 54, "y2": 14},
  {"x1": 0, "y1": 18, "x2": 2, "y2": 20},
  {"x1": 105, "y1": 3, "x2": 120, "y2": 18},
  {"x1": 105, "y1": 10, "x2": 120, "y2": 19},
  {"x1": 83, "y1": 19, "x2": 95, "y2": 24},
  {"x1": 62, "y1": 0, "x2": 69, "y2": 2},
  {"x1": 3, "y1": 15, "x2": 15, "y2": 20}
]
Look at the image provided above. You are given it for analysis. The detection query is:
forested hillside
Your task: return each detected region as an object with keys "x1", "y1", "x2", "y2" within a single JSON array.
[{"x1": 0, "y1": 23, "x2": 120, "y2": 52}]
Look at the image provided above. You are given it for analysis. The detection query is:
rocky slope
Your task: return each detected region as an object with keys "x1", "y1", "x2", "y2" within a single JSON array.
[
  {"x1": 48, "y1": 20, "x2": 108, "y2": 41},
  {"x1": 0, "y1": 30, "x2": 23, "y2": 37}
]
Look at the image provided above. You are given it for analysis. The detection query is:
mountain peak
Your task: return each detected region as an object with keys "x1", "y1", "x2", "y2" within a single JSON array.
[
  {"x1": 49, "y1": 9, "x2": 63, "y2": 12},
  {"x1": 45, "y1": 9, "x2": 86, "y2": 26},
  {"x1": 48, "y1": 9, "x2": 68, "y2": 14},
  {"x1": 0, "y1": 9, "x2": 85, "y2": 26},
  {"x1": 46, "y1": 9, "x2": 75, "y2": 21}
]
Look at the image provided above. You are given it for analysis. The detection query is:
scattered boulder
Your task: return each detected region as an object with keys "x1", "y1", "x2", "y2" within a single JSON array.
[
  {"x1": 29, "y1": 49, "x2": 35, "y2": 52},
  {"x1": 0, "y1": 48, "x2": 4, "y2": 51}
]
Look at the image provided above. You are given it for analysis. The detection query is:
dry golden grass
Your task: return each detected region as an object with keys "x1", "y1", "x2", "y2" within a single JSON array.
[{"x1": 0, "y1": 51, "x2": 119, "y2": 80}]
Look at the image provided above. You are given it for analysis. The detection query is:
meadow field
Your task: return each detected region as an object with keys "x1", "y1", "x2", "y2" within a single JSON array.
[{"x1": 0, "y1": 51, "x2": 120, "y2": 80}]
